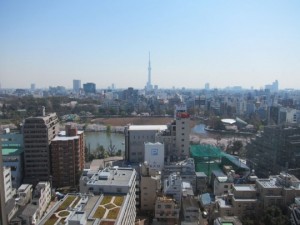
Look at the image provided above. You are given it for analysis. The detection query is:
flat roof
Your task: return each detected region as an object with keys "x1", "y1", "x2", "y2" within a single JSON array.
[
  {"x1": 234, "y1": 185, "x2": 256, "y2": 191},
  {"x1": 128, "y1": 125, "x2": 168, "y2": 131},
  {"x1": 221, "y1": 119, "x2": 236, "y2": 125},
  {"x1": 256, "y1": 178, "x2": 280, "y2": 188},
  {"x1": 52, "y1": 136, "x2": 79, "y2": 141},
  {"x1": 87, "y1": 168, "x2": 135, "y2": 188}
]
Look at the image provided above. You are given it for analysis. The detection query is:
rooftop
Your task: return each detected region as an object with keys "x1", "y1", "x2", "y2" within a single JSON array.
[
  {"x1": 256, "y1": 178, "x2": 280, "y2": 188},
  {"x1": 87, "y1": 167, "x2": 135, "y2": 189},
  {"x1": 234, "y1": 185, "x2": 256, "y2": 192},
  {"x1": 128, "y1": 125, "x2": 168, "y2": 131}
]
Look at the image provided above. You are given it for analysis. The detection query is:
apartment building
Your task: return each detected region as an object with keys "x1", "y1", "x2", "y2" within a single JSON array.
[
  {"x1": 163, "y1": 158, "x2": 197, "y2": 193},
  {"x1": 154, "y1": 196, "x2": 180, "y2": 224},
  {"x1": 32, "y1": 182, "x2": 51, "y2": 220},
  {"x1": 182, "y1": 197, "x2": 200, "y2": 222},
  {"x1": 216, "y1": 172, "x2": 300, "y2": 219},
  {"x1": 3, "y1": 167, "x2": 14, "y2": 203},
  {"x1": 23, "y1": 110, "x2": 59, "y2": 184},
  {"x1": 164, "y1": 173, "x2": 182, "y2": 204},
  {"x1": 51, "y1": 124, "x2": 84, "y2": 187},
  {"x1": 140, "y1": 162, "x2": 161, "y2": 212}
]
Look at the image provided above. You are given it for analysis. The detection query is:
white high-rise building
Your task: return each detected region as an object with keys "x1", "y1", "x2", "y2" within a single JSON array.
[{"x1": 73, "y1": 79, "x2": 81, "y2": 93}]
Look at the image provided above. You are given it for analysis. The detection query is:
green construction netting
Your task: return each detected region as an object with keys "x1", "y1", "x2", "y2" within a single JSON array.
[{"x1": 190, "y1": 144, "x2": 249, "y2": 175}]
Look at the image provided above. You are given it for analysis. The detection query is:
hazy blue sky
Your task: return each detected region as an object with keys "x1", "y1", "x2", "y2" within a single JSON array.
[{"x1": 1, "y1": 1, "x2": 300, "y2": 89}]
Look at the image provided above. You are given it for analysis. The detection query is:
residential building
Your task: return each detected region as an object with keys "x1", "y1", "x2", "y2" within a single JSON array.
[
  {"x1": 154, "y1": 196, "x2": 180, "y2": 224},
  {"x1": 51, "y1": 124, "x2": 85, "y2": 187},
  {"x1": 182, "y1": 197, "x2": 200, "y2": 222},
  {"x1": 196, "y1": 172, "x2": 208, "y2": 194},
  {"x1": 125, "y1": 125, "x2": 167, "y2": 163},
  {"x1": 163, "y1": 158, "x2": 197, "y2": 193},
  {"x1": 215, "y1": 172, "x2": 300, "y2": 219},
  {"x1": 164, "y1": 173, "x2": 182, "y2": 203},
  {"x1": 31, "y1": 182, "x2": 51, "y2": 221},
  {"x1": 3, "y1": 167, "x2": 14, "y2": 203},
  {"x1": 23, "y1": 110, "x2": 59, "y2": 184},
  {"x1": 140, "y1": 162, "x2": 161, "y2": 212},
  {"x1": 256, "y1": 173, "x2": 300, "y2": 209}
]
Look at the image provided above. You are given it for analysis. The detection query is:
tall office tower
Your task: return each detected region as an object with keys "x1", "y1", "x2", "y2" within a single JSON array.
[
  {"x1": 23, "y1": 108, "x2": 59, "y2": 184},
  {"x1": 73, "y1": 79, "x2": 81, "y2": 93},
  {"x1": 205, "y1": 83, "x2": 210, "y2": 90},
  {"x1": 145, "y1": 52, "x2": 152, "y2": 91},
  {"x1": 51, "y1": 124, "x2": 84, "y2": 188},
  {"x1": 83, "y1": 82, "x2": 96, "y2": 94},
  {"x1": 273, "y1": 80, "x2": 279, "y2": 92},
  {"x1": 31, "y1": 83, "x2": 35, "y2": 91}
]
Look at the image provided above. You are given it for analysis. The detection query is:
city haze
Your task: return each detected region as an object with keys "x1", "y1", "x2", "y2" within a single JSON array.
[{"x1": 1, "y1": 1, "x2": 300, "y2": 89}]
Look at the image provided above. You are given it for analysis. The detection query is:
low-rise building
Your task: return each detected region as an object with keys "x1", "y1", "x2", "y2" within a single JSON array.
[
  {"x1": 182, "y1": 197, "x2": 199, "y2": 222},
  {"x1": 31, "y1": 182, "x2": 51, "y2": 221},
  {"x1": 154, "y1": 196, "x2": 180, "y2": 224},
  {"x1": 164, "y1": 173, "x2": 182, "y2": 204},
  {"x1": 15, "y1": 184, "x2": 33, "y2": 206}
]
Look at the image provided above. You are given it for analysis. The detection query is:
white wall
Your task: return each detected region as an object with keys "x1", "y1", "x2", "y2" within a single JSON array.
[{"x1": 144, "y1": 142, "x2": 164, "y2": 172}]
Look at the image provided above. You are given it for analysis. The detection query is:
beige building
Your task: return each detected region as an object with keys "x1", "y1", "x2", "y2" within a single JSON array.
[
  {"x1": 154, "y1": 196, "x2": 180, "y2": 224},
  {"x1": 23, "y1": 111, "x2": 59, "y2": 184},
  {"x1": 216, "y1": 172, "x2": 300, "y2": 219},
  {"x1": 140, "y1": 162, "x2": 161, "y2": 212}
]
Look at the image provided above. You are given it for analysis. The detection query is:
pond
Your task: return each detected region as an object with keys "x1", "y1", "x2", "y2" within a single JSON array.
[{"x1": 85, "y1": 132, "x2": 125, "y2": 153}]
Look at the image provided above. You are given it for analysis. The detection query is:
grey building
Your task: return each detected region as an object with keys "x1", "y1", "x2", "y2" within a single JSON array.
[{"x1": 124, "y1": 125, "x2": 167, "y2": 163}]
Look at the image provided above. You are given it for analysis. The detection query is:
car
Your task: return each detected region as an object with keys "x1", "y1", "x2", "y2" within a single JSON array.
[{"x1": 202, "y1": 210, "x2": 208, "y2": 218}]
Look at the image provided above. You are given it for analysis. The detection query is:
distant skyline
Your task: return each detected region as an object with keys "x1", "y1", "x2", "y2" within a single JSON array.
[{"x1": 1, "y1": 1, "x2": 300, "y2": 89}]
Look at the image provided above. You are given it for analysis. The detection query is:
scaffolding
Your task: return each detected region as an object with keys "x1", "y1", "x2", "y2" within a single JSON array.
[{"x1": 190, "y1": 144, "x2": 249, "y2": 176}]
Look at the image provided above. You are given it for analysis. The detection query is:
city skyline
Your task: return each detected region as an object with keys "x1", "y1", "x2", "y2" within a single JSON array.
[{"x1": 1, "y1": 1, "x2": 300, "y2": 89}]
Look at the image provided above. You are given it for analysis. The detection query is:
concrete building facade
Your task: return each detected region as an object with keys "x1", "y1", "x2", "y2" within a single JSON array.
[
  {"x1": 125, "y1": 125, "x2": 167, "y2": 163},
  {"x1": 140, "y1": 162, "x2": 161, "y2": 212},
  {"x1": 144, "y1": 142, "x2": 164, "y2": 173},
  {"x1": 23, "y1": 112, "x2": 59, "y2": 184}
]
